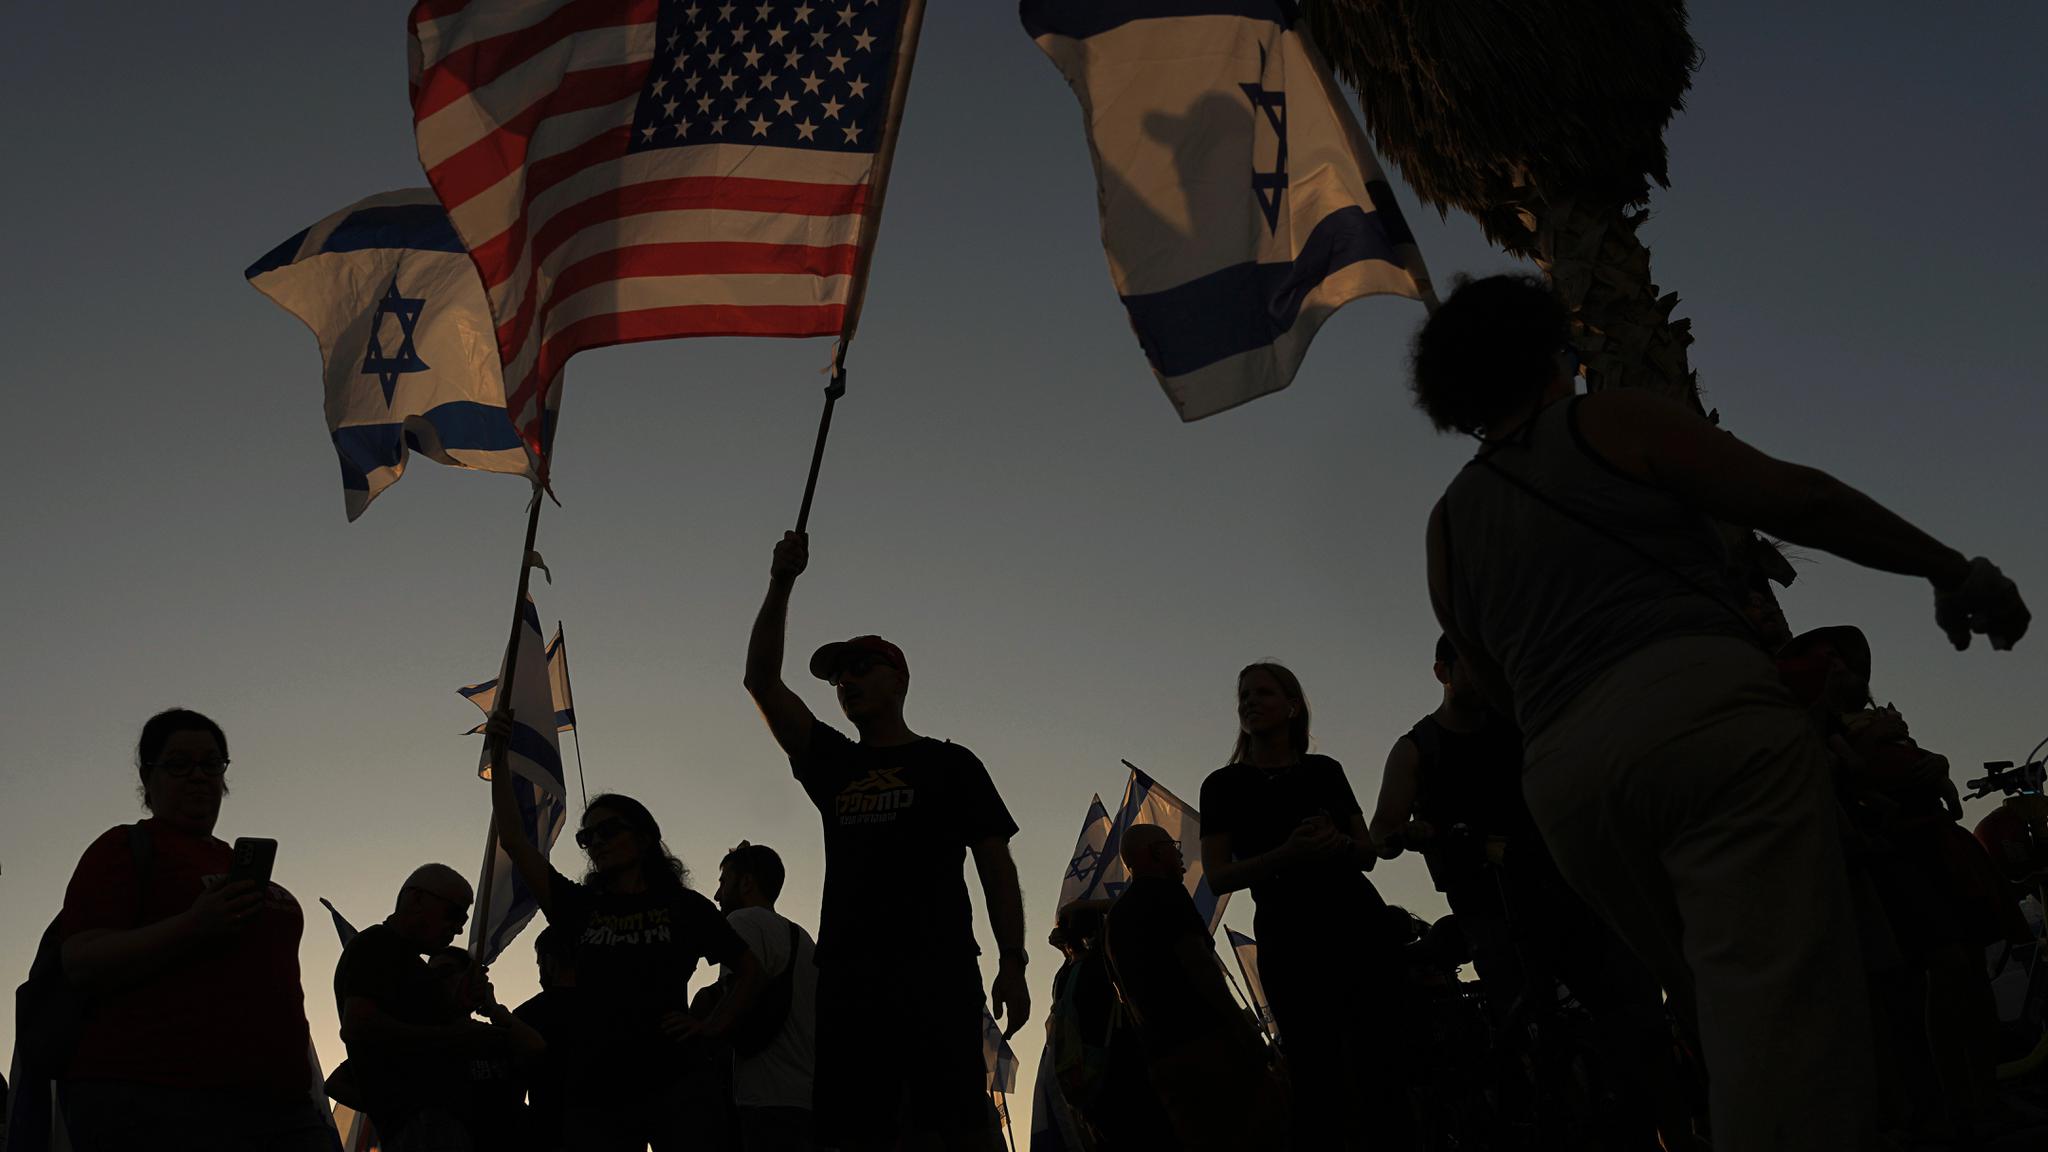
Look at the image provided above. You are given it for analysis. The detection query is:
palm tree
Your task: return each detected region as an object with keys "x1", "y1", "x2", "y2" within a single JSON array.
[{"x1": 1304, "y1": 0, "x2": 1702, "y2": 408}]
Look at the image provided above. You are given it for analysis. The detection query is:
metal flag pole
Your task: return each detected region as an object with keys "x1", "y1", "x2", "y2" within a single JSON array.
[
  {"x1": 555, "y1": 623, "x2": 591, "y2": 809},
  {"x1": 789, "y1": 0, "x2": 926, "y2": 533},
  {"x1": 996, "y1": 1091, "x2": 1018, "y2": 1152}
]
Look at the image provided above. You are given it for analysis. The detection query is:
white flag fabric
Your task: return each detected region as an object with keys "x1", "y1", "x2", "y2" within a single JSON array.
[
  {"x1": 1028, "y1": 1050, "x2": 1091, "y2": 1152},
  {"x1": 1025, "y1": 0, "x2": 1431, "y2": 420},
  {"x1": 245, "y1": 188, "x2": 552, "y2": 520},
  {"x1": 461, "y1": 625, "x2": 576, "y2": 734},
  {"x1": 466, "y1": 595, "x2": 569, "y2": 965},
  {"x1": 1226, "y1": 926, "x2": 1280, "y2": 1042},
  {"x1": 1057, "y1": 794, "x2": 1112, "y2": 910},
  {"x1": 1081, "y1": 767, "x2": 1230, "y2": 935},
  {"x1": 981, "y1": 1009, "x2": 1020, "y2": 1094}
]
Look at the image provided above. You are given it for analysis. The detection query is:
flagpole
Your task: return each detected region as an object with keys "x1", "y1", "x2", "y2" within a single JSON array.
[
  {"x1": 1227, "y1": 936, "x2": 1274, "y2": 1045},
  {"x1": 476, "y1": 485, "x2": 546, "y2": 958},
  {"x1": 790, "y1": 0, "x2": 927, "y2": 533},
  {"x1": 997, "y1": 1090, "x2": 1018, "y2": 1152},
  {"x1": 556, "y1": 623, "x2": 591, "y2": 809}
]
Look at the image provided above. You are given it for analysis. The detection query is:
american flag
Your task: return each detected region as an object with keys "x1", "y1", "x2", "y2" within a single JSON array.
[{"x1": 409, "y1": 0, "x2": 924, "y2": 457}]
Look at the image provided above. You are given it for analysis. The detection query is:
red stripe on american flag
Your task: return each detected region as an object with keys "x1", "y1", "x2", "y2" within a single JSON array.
[
  {"x1": 510, "y1": 303, "x2": 846, "y2": 422},
  {"x1": 478, "y1": 173, "x2": 867, "y2": 293},
  {"x1": 497, "y1": 242, "x2": 861, "y2": 352},
  {"x1": 414, "y1": 0, "x2": 655, "y2": 120},
  {"x1": 426, "y1": 64, "x2": 646, "y2": 206}
]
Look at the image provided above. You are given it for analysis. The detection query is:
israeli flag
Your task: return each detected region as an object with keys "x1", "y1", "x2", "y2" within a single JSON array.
[
  {"x1": 1029, "y1": 1051, "x2": 1091, "y2": 1152},
  {"x1": 1226, "y1": 927, "x2": 1279, "y2": 1041},
  {"x1": 245, "y1": 189, "x2": 543, "y2": 520},
  {"x1": 981, "y1": 1009, "x2": 1020, "y2": 1094},
  {"x1": 464, "y1": 595, "x2": 570, "y2": 965},
  {"x1": 461, "y1": 625, "x2": 576, "y2": 734},
  {"x1": 1084, "y1": 766, "x2": 1230, "y2": 935},
  {"x1": 1025, "y1": 0, "x2": 1432, "y2": 420},
  {"x1": 1057, "y1": 794, "x2": 1112, "y2": 909}
]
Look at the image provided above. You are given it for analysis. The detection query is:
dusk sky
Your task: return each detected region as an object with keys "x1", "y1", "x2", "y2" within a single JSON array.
[{"x1": 4, "y1": 2, "x2": 2045, "y2": 1126}]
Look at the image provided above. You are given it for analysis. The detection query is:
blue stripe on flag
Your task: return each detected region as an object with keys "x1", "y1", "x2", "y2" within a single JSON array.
[
  {"x1": 518, "y1": 598, "x2": 543, "y2": 638},
  {"x1": 244, "y1": 227, "x2": 311, "y2": 279},
  {"x1": 555, "y1": 707, "x2": 576, "y2": 729},
  {"x1": 332, "y1": 402, "x2": 526, "y2": 490},
  {"x1": 318, "y1": 204, "x2": 467, "y2": 256},
  {"x1": 506, "y1": 719, "x2": 565, "y2": 792},
  {"x1": 1119, "y1": 205, "x2": 1400, "y2": 378},
  {"x1": 1021, "y1": 0, "x2": 1290, "y2": 40}
]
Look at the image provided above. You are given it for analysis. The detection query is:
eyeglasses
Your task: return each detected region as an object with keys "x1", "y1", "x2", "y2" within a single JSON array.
[
  {"x1": 575, "y1": 817, "x2": 630, "y2": 850},
  {"x1": 152, "y1": 758, "x2": 230, "y2": 779},
  {"x1": 403, "y1": 886, "x2": 469, "y2": 929}
]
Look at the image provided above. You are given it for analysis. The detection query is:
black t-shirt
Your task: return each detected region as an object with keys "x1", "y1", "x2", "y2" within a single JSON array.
[
  {"x1": 792, "y1": 721, "x2": 1018, "y2": 965},
  {"x1": 1198, "y1": 755, "x2": 1385, "y2": 944},
  {"x1": 546, "y1": 868, "x2": 747, "y2": 1091},
  {"x1": 332, "y1": 923, "x2": 458, "y2": 1130},
  {"x1": 1405, "y1": 715, "x2": 1542, "y2": 897},
  {"x1": 1106, "y1": 876, "x2": 1237, "y2": 1056},
  {"x1": 459, "y1": 1051, "x2": 528, "y2": 1150}
]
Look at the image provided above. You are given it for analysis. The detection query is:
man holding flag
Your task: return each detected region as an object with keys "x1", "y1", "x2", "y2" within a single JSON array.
[{"x1": 745, "y1": 532, "x2": 1027, "y2": 1152}]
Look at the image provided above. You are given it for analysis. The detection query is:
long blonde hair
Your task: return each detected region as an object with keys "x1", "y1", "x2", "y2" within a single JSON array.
[{"x1": 1230, "y1": 662, "x2": 1311, "y2": 764}]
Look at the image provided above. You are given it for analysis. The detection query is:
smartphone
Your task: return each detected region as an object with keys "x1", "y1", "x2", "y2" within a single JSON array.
[{"x1": 226, "y1": 837, "x2": 278, "y2": 887}]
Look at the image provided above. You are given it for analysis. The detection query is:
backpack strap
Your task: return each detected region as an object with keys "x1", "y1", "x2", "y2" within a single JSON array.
[{"x1": 127, "y1": 823, "x2": 156, "y2": 927}]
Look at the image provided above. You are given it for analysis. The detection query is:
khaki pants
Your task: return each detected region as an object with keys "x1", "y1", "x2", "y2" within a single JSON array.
[{"x1": 1523, "y1": 635, "x2": 1879, "y2": 1151}]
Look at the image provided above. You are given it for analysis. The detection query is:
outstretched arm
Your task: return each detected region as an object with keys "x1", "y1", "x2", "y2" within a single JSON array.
[
  {"x1": 1578, "y1": 389, "x2": 2027, "y2": 648},
  {"x1": 486, "y1": 712, "x2": 557, "y2": 920},
  {"x1": 972, "y1": 837, "x2": 1031, "y2": 1037},
  {"x1": 744, "y1": 532, "x2": 820, "y2": 757}
]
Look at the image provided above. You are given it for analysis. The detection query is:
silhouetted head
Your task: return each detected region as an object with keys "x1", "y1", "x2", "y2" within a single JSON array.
[
  {"x1": 1411, "y1": 274, "x2": 1573, "y2": 436},
  {"x1": 714, "y1": 840, "x2": 786, "y2": 913},
  {"x1": 578, "y1": 793, "x2": 690, "y2": 894},
  {"x1": 1121, "y1": 824, "x2": 1184, "y2": 880},
  {"x1": 1232, "y1": 663, "x2": 1310, "y2": 763},
  {"x1": 534, "y1": 924, "x2": 576, "y2": 989},
  {"x1": 1055, "y1": 902, "x2": 1105, "y2": 950},
  {"x1": 1431, "y1": 634, "x2": 1481, "y2": 706},
  {"x1": 426, "y1": 945, "x2": 489, "y2": 1016},
  {"x1": 810, "y1": 635, "x2": 909, "y2": 730},
  {"x1": 136, "y1": 708, "x2": 231, "y2": 836},
  {"x1": 392, "y1": 863, "x2": 473, "y2": 951}
]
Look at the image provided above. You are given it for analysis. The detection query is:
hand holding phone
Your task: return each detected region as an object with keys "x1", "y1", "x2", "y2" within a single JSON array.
[{"x1": 226, "y1": 837, "x2": 278, "y2": 888}]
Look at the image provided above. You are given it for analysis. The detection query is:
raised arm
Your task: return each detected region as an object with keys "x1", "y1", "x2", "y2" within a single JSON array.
[
  {"x1": 743, "y1": 532, "x2": 820, "y2": 757},
  {"x1": 1577, "y1": 389, "x2": 2027, "y2": 648},
  {"x1": 1368, "y1": 738, "x2": 1422, "y2": 858},
  {"x1": 486, "y1": 711, "x2": 557, "y2": 920},
  {"x1": 972, "y1": 836, "x2": 1031, "y2": 1036}
]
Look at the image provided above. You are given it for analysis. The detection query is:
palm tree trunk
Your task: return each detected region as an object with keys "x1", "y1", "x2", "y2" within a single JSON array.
[{"x1": 1499, "y1": 182, "x2": 1702, "y2": 412}]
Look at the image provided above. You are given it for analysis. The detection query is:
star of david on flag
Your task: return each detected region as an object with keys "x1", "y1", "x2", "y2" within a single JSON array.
[
  {"x1": 1025, "y1": 0, "x2": 1433, "y2": 420},
  {"x1": 362, "y1": 279, "x2": 430, "y2": 405},
  {"x1": 1057, "y1": 794, "x2": 1111, "y2": 909},
  {"x1": 245, "y1": 189, "x2": 559, "y2": 520}
]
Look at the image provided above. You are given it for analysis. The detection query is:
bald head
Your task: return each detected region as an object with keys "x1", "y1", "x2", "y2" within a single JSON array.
[
  {"x1": 401, "y1": 863, "x2": 473, "y2": 907},
  {"x1": 389, "y1": 862, "x2": 474, "y2": 951},
  {"x1": 1120, "y1": 824, "x2": 1182, "y2": 879}
]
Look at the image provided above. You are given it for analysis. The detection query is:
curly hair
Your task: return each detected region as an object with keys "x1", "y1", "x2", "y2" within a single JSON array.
[
  {"x1": 1410, "y1": 274, "x2": 1569, "y2": 435},
  {"x1": 580, "y1": 792, "x2": 692, "y2": 895}
]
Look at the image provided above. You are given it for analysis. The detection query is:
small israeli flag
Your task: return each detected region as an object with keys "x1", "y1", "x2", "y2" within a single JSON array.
[
  {"x1": 1025, "y1": 0, "x2": 1432, "y2": 419},
  {"x1": 1057, "y1": 794, "x2": 1112, "y2": 909},
  {"x1": 465, "y1": 595, "x2": 570, "y2": 965},
  {"x1": 245, "y1": 189, "x2": 543, "y2": 520}
]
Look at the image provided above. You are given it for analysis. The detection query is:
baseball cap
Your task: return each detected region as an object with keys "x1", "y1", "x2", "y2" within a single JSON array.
[{"x1": 808, "y1": 635, "x2": 908, "y2": 682}]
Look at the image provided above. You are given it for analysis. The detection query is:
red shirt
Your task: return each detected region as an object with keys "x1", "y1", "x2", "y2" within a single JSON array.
[{"x1": 59, "y1": 819, "x2": 314, "y2": 1097}]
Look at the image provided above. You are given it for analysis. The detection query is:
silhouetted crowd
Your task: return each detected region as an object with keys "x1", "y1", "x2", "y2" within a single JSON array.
[{"x1": 9, "y1": 275, "x2": 2040, "y2": 1152}]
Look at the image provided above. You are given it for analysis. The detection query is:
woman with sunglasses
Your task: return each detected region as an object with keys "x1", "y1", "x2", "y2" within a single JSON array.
[
  {"x1": 52, "y1": 708, "x2": 328, "y2": 1150},
  {"x1": 489, "y1": 712, "x2": 763, "y2": 1152}
]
